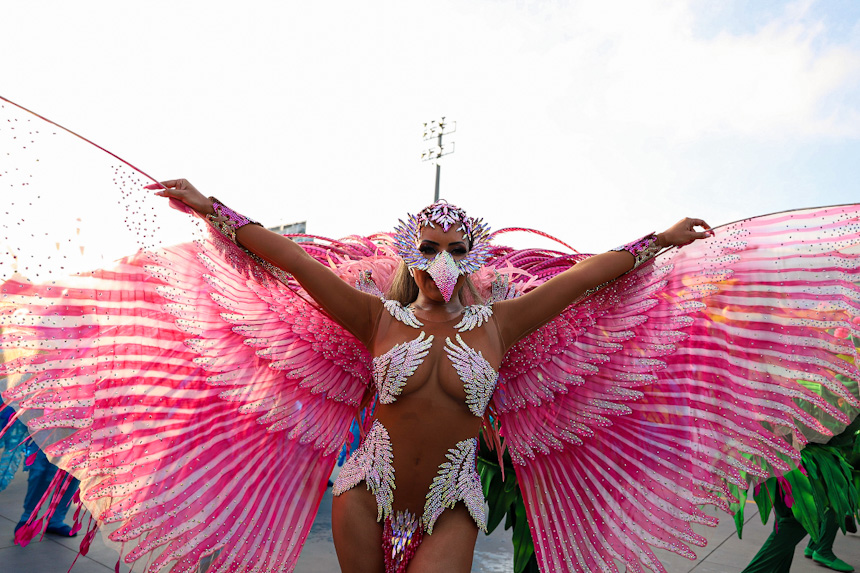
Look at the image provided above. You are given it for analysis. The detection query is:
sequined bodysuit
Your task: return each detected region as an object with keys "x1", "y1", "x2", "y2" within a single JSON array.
[{"x1": 332, "y1": 299, "x2": 503, "y2": 568}]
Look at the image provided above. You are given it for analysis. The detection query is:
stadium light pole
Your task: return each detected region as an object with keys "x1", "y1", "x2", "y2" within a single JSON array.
[{"x1": 421, "y1": 117, "x2": 456, "y2": 202}]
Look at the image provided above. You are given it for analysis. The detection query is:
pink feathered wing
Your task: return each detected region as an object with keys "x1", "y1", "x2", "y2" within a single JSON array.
[
  {"x1": 0, "y1": 232, "x2": 389, "y2": 572},
  {"x1": 491, "y1": 207, "x2": 860, "y2": 572},
  {"x1": 0, "y1": 99, "x2": 401, "y2": 572}
]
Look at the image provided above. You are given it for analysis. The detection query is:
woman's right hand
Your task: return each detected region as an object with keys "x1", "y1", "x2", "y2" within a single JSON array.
[{"x1": 145, "y1": 179, "x2": 215, "y2": 216}]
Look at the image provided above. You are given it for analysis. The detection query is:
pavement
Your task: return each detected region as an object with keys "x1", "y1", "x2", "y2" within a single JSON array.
[{"x1": 1, "y1": 464, "x2": 860, "y2": 572}]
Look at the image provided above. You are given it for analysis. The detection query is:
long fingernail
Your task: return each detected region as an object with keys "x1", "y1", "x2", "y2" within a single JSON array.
[{"x1": 143, "y1": 183, "x2": 162, "y2": 190}]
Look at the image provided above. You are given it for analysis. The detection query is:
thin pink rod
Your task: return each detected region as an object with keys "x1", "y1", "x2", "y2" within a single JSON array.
[{"x1": 0, "y1": 94, "x2": 163, "y2": 187}]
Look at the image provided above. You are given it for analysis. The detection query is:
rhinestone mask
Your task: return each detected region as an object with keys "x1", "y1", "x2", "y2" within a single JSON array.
[
  {"x1": 425, "y1": 250, "x2": 460, "y2": 302},
  {"x1": 393, "y1": 200, "x2": 492, "y2": 301}
]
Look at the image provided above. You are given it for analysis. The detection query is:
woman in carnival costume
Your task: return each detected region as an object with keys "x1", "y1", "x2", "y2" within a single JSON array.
[
  {"x1": 2, "y1": 97, "x2": 860, "y2": 572},
  {"x1": 155, "y1": 181, "x2": 709, "y2": 573}
]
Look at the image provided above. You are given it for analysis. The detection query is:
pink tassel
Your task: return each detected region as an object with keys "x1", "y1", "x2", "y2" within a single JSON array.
[
  {"x1": 43, "y1": 472, "x2": 75, "y2": 527},
  {"x1": 24, "y1": 452, "x2": 36, "y2": 466},
  {"x1": 15, "y1": 516, "x2": 44, "y2": 547},
  {"x1": 70, "y1": 494, "x2": 85, "y2": 536},
  {"x1": 78, "y1": 517, "x2": 98, "y2": 556},
  {"x1": 12, "y1": 470, "x2": 68, "y2": 546}
]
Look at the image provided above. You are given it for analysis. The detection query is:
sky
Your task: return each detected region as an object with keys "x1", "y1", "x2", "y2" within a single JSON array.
[{"x1": 2, "y1": 0, "x2": 860, "y2": 253}]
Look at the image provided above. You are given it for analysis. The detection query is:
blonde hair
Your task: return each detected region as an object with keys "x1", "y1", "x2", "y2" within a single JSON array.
[{"x1": 386, "y1": 261, "x2": 483, "y2": 306}]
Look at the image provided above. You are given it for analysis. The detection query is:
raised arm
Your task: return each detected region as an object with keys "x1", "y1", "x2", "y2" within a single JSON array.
[
  {"x1": 494, "y1": 218, "x2": 713, "y2": 351},
  {"x1": 150, "y1": 179, "x2": 381, "y2": 346}
]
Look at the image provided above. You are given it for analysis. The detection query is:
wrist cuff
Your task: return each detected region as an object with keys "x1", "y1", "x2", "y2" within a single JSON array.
[{"x1": 610, "y1": 233, "x2": 662, "y2": 269}]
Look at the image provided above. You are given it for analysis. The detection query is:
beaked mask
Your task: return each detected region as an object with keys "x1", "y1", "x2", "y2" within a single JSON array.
[{"x1": 393, "y1": 200, "x2": 491, "y2": 302}]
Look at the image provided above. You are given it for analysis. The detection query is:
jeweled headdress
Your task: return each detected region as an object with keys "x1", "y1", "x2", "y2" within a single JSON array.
[{"x1": 393, "y1": 200, "x2": 492, "y2": 301}]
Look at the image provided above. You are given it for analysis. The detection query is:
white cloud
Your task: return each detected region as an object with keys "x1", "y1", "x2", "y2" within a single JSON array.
[{"x1": 520, "y1": 0, "x2": 860, "y2": 141}]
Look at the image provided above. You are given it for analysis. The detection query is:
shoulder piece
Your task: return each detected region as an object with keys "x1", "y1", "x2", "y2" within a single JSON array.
[
  {"x1": 454, "y1": 304, "x2": 494, "y2": 332},
  {"x1": 382, "y1": 298, "x2": 423, "y2": 328}
]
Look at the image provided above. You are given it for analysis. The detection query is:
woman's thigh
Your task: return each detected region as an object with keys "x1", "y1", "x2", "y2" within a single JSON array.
[
  {"x1": 408, "y1": 504, "x2": 478, "y2": 573},
  {"x1": 331, "y1": 486, "x2": 384, "y2": 573}
]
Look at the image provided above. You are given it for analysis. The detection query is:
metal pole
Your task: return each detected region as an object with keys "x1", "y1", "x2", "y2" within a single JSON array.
[
  {"x1": 434, "y1": 132, "x2": 443, "y2": 201},
  {"x1": 422, "y1": 118, "x2": 455, "y2": 202}
]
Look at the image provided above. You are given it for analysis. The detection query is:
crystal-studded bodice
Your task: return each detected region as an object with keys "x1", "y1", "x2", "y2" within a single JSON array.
[
  {"x1": 371, "y1": 300, "x2": 501, "y2": 418},
  {"x1": 334, "y1": 299, "x2": 506, "y2": 536}
]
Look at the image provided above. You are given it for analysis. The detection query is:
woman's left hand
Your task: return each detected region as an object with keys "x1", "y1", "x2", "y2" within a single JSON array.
[{"x1": 657, "y1": 217, "x2": 713, "y2": 247}]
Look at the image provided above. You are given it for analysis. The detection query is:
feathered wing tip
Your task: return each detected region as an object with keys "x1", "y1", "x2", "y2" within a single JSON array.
[
  {"x1": 0, "y1": 101, "x2": 377, "y2": 571},
  {"x1": 484, "y1": 207, "x2": 860, "y2": 572}
]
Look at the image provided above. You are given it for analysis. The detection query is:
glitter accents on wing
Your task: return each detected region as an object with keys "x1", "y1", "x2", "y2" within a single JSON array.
[
  {"x1": 494, "y1": 205, "x2": 860, "y2": 572},
  {"x1": 373, "y1": 333, "x2": 434, "y2": 404},
  {"x1": 332, "y1": 420, "x2": 395, "y2": 522},
  {"x1": 422, "y1": 437, "x2": 486, "y2": 534}
]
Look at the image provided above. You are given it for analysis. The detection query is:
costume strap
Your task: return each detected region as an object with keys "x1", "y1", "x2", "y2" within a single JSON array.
[{"x1": 610, "y1": 233, "x2": 662, "y2": 269}]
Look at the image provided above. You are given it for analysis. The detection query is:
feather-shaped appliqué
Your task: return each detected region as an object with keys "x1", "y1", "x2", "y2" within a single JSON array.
[
  {"x1": 422, "y1": 437, "x2": 486, "y2": 534},
  {"x1": 453, "y1": 305, "x2": 494, "y2": 332},
  {"x1": 444, "y1": 334, "x2": 498, "y2": 417},
  {"x1": 373, "y1": 333, "x2": 434, "y2": 404},
  {"x1": 332, "y1": 420, "x2": 395, "y2": 522},
  {"x1": 383, "y1": 299, "x2": 423, "y2": 329}
]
